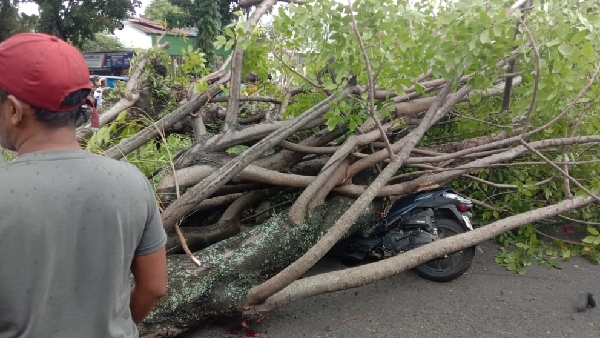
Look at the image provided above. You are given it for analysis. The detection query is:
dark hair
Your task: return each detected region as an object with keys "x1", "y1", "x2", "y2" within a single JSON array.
[
  {"x1": 35, "y1": 89, "x2": 91, "y2": 128},
  {"x1": 0, "y1": 87, "x2": 7, "y2": 104},
  {"x1": 0, "y1": 87, "x2": 91, "y2": 128}
]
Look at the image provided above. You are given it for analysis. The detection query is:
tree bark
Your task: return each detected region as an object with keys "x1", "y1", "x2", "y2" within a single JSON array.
[{"x1": 139, "y1": 195, "x2": 384, "y2": 336}]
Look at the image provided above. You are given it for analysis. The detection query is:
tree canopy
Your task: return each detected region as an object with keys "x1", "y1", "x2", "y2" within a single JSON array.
[
  {"x1": 12, "y1": 0, "x2": 141, "y2": 47},
  {"x1": 80, "y1": 32, "x2": 124, "y2": 52},
  {"x1": 164, "y1": 0, "x2": 239, "y2": 62},
  {"x1": 141, "y1": 0, "x2": 184, "y2": 23}
]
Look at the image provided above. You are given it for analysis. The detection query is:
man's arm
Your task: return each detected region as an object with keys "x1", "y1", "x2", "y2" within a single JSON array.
[
  {"x1": 130, "y1": 175, "x2": 169, "y2": 324},
  {"x1": 130, "y1": 246, "x2": 168, "y2": 324}
]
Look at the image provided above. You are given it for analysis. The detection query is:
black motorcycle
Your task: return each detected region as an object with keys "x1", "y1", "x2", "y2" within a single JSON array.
[{"x1": 331, "y1": 186, "x2": 476, "y2": 282}]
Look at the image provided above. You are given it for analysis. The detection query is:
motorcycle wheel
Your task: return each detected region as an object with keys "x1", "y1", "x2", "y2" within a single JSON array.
[{"x1": 413, "y1": 217, "x2": 475, "y2": 283}]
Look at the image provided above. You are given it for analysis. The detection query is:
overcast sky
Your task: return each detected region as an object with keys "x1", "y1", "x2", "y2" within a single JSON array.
[{"x1": 18, "y1": 0, "x2": 152, "y2": 17}]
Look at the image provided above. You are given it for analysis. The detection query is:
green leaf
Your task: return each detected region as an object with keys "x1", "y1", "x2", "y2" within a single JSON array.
[
  {"x1": 571, "y1": 30, "x2": 587, "y2": 44},
  {"x1": 326, "y1": 118, "x2": 337, "y2": 131},
  {"x1": 480, "y1": 30, "x2": 490, "y2": 44},
  {"x1": 558, "y1": 44, "x2": 572, "y2": 57},
  {"x1": 545, "y1": 39, "x2": 560, "y2": 47},
  {"x1": 583, "y1": 236, "x2": 596, "y2": 244},
  {"x1": 588, "y1": 227, "x2": 600, "y2": 236}
]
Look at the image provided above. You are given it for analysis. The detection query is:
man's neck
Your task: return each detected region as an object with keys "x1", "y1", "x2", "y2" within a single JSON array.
[{"x1": 16, "y1": 129, "x2": 81, "y2": 156}]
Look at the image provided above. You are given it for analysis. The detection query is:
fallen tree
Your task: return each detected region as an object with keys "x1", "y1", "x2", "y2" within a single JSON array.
[{"x1": 76, "y1": 0, "x2": 600, "y2": 336}]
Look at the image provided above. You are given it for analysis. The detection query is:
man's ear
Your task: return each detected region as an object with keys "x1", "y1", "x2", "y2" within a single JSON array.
[{"x1": 6, "y1": 95, "x2": 25, "y2": 126}]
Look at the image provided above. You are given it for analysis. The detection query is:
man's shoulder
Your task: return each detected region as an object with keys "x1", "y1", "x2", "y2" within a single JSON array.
[{"x1": 2, "y1": 151, "x2": 146, "y2": 182}]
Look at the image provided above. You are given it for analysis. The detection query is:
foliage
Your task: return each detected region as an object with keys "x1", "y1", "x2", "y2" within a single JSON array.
[
  {"x1": 0, "y1": 0, "x2": 38, "y2": 42},
  {"x1": 90, "y1": 0, "x2": 600, "y2": 275},
  {"x1": 142, "y1": 0, "x2": 184, "y2": 23},
  {"x1": 79, "y1": 32, "x2": 125, "y2": 52},
  {"x1": 166, "y1": 0, "x2": 238, "y2": 64},
  {"x1": 0, "y1": 148, "x2": 16, "y2": 162},
  {"x1": 264, "y1": 0, "x2": 600, "y2": 271},
  {"x1": 34, "y1": 0, "x2": 141, "y2": 47}
]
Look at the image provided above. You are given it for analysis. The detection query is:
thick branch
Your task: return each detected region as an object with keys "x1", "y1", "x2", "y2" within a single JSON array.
[
  {"x1": 161, "y1": 88, "x2": 354, "y2": 231},
  {"x1": 338, "y1": 136, "x2": 600, "y2": 197},
  {"x1": 224, "y1": 50, "x2": 245, "y2": 131},
  {"x1": 104, "y1": 71, "x2": 230, "y2": 160},
  {"x1": 287, "y1": 124, "x2": 389, "y2": 223},
  {"x1": 250, "y1": 195, "x2": 595, "y2": 313},
  {"x1": 244, "y1": 79, "x2": 456, "y2": 307},
  {"x1": 393, "y1": 66, "x2": 600, "y2": 166},
  {"x1": 346, "y1": 85, "x2": 472, "y2": 180}
]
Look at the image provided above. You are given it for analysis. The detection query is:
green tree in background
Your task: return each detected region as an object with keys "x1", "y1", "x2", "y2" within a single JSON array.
[
  {"x1": 80, "y1": 32, "x2": 124, "y2": 52},
  {"x1": 0, "y1": 0, "x2": 21, "y2": 42},
  {"x1": 164, "y1": 0, "x2": 238, "y2": 63},
  {"x1": 0, "y1": 0, "x2": 38, "y2": 42},
  {"x1": 141, "y1": 0, "x2": 183, "y2": 23},
  {"x1": 34, "y1": 0, "x2": 141, "y2": 47}
]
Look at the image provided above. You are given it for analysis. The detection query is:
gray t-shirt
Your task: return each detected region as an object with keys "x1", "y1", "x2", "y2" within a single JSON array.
[{"x1": 0, "y1": 150, "x2": 167, "y2": 338}]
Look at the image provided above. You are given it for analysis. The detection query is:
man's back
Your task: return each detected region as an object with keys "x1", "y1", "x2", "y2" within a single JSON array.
[{"x1": 0, "y1": 150, "x2": 166, "y2": 338}]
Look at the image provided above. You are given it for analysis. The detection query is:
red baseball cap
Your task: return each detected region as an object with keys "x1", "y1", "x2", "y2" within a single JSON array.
[{"x1": 0, "y1": 33, "x2": 99, "y2": 130}]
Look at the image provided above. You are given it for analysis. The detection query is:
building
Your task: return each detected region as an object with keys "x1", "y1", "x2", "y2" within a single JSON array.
[
  {"x1": 83, "y1": 18, "x2": 233, "y2": 75},
  {"x1": 84, "y1": 50, "x2": 135, "y2": 76},
  {"x1": 110, "y1": 18, "x2": 197, "y2": 61}
]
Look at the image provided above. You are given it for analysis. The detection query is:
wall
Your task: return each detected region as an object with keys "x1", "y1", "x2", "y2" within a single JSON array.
[
  {"x1": 151, "y1": 34, "x2": 196, "y2": 56},
  {"x1": 111, "y1": 21, "x2": 153, "y2": 49}
]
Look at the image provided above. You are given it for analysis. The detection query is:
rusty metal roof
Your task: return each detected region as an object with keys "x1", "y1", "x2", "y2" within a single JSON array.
[{"x1": 128, "y1": 18, "x2": 194, "y2": 37}]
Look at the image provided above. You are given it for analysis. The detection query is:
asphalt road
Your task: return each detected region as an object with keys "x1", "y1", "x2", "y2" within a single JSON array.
[{"x1": 183, "y1": 239, "x2": 600, "y2": 338}]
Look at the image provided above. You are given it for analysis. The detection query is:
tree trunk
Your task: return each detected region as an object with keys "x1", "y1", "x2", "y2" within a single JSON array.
[{"x1": 140, "y1": 195, "x2": 384, "y2": 336}]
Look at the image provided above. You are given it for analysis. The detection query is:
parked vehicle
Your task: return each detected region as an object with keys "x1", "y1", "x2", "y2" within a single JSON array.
[
  {"x1": 89, "y1": 75, "x2": 129, "y2": 89},
  {"x1": 331, "y1": 186, "x2": 476, "y2": 282}
]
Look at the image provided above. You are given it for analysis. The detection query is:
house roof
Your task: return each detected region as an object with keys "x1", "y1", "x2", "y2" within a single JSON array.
[{"x1": 128, "y1": 18, "x2": 195, "y2": 37}]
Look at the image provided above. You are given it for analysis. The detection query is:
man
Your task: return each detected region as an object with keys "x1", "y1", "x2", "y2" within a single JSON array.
[
  {"x1": 93, "y1": 78, "x2": 106, "y2": 109},
  {"x1": 0, "y1": 33, "x2": 168, "y2": 338}
]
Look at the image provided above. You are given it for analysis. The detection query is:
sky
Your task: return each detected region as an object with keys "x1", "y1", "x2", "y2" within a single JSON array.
[{"x1": 18, "y1": 0, "x2": 152, "y2": 17}]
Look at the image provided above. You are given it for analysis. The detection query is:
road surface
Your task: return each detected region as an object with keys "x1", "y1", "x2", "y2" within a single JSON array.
[{"x1": 183, "y1": 239, "x2": 600, "y2": 338}]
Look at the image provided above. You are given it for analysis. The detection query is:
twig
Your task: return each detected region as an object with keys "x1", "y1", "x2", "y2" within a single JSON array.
[
  {"x1": 277, "y1": 90, "x2": 292, "y2": 120},
  {"x1": 348, "y1": 0, "x2": 395, "y2": 160},
  {"x1": 533, "y1": 228, "x2": 583, "y2": 246},
  {"x1": 151, "y1": 118, "x2": 202, "y2": 268},
  {"x1": 272, "y1": 51, "x2": 322, "y2": 89},
  {"x1": 463, "y1": 174, "x2": 554, "y2": 189},
  {"x1": 518, "y1": 17, "x2": 541, "y2": 134},
  {"x1": 450, "y1": 111, "x2": 511, "y2": 129},
  {"x1": 518, "y1": 138, "x2": 600, "y2": 205},
  {"x1": 507, "y1": 0, "x2": 529, "y2": 14},
  {"x1": 559, "y1": 214, "x2": 600, "y2": 226},
  {"x1": 470, "y1": 197, "x2": 502, "y2": 211},
  {"x1": 391, "y1": 66, "x2": 600, "y2": 167},
  {"x1": 561, "y1": 108, "x2": 588, "y2": 198}
]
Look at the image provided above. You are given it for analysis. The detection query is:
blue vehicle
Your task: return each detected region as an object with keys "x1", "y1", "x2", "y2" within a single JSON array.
[
  {"x1": 90, "y1": 75, "x2": 129, "y2": 89},
  {"x1": 331, "y1": 186, "x2": 476, "y2": 282}
]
